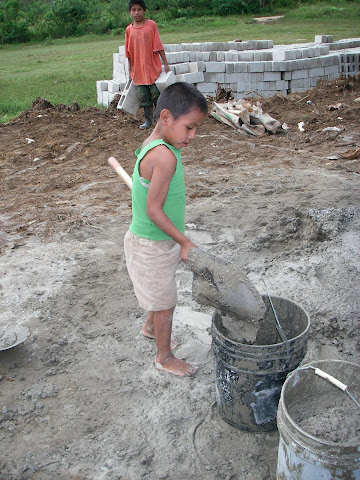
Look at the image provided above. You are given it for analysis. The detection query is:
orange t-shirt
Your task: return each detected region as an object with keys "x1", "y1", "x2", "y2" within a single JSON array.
[{"x1": 125, "y1": 19, "x2": 164, "y2": 86}]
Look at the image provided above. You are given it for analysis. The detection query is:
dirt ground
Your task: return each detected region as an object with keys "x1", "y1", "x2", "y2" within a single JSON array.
[{"x1": 1, "y1": 76, "x2": 360, "y2": 480}]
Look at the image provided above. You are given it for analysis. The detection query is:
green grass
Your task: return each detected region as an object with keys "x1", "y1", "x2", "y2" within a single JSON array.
[{"x1": 0, "y1": 3, "x2": 359, "y2": 123}]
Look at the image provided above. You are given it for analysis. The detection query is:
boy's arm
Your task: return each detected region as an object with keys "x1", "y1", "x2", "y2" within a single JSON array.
[
  {"x1": 158, "y1": 50, "x2": 170, "y2": 73},
  {"x1": 145, "y1": 147, "x2": 194, "y2": 262}
]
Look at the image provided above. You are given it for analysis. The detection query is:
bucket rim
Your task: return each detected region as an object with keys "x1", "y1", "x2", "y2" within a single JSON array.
[
  {"x1": 279, "y1": 359, "x2": 360, "y2": 449},
  {"x1": 212, "y1": 295, "x2": 311, "y2": 349}
]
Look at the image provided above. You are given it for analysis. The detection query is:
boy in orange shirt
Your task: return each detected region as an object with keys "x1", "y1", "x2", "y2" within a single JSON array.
[{"x1": 125, "y1": 0, "x2": 170, "y2": 129}]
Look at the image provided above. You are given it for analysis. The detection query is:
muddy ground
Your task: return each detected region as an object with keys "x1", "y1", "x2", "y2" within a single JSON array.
[{"x1": 1, "y1": 76, "x2": 359, "y2": 479}]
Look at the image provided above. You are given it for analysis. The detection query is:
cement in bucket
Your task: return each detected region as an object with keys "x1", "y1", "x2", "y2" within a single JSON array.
[
  {"x1": 212, "y1": 295, "x2": 310, "y2": 433},
  {"x1": 276, "y1": 359, "x2": 360, "y2": 480}
]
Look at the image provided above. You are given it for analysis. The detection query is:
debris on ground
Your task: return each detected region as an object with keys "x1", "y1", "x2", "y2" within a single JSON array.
[
  {"x1": 340, "y1": 146, "x2": 360, "y2": 160},
  {"x1": 211, "y1": 98, "x2": 283, "y2": 135}
]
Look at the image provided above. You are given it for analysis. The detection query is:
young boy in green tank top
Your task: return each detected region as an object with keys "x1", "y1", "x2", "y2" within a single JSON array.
[{"x1": 124, "y1": 82, "x2": 208, "y2": 377}]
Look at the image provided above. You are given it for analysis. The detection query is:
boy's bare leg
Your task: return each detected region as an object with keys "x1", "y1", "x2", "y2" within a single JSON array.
[
  {"x1": 142, "y1": 311, "x2": 179, "y2": 348},
  {"x1": 153, "y1": 307, "x2": 197, "y2": 377},
  {"x1": 142, "y1": 311, "x2": 155, "y2": 338}
]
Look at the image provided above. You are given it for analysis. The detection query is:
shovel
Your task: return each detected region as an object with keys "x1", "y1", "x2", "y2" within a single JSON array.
[{"x1": 108, "y1": 156, "x2": 266, "y2": 324}]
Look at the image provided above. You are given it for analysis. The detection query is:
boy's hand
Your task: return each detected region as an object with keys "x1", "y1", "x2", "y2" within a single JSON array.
[{"x1": 180, "y1": 239, "x2": 196, "y2": 263}]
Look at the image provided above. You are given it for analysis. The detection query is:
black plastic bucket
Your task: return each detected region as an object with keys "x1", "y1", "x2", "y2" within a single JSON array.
[{"x1": 212, "y1": 295, "x2": 310, "y2": 432}]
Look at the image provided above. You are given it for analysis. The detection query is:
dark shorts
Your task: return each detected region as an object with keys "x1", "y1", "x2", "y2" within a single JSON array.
[{"x1": 136, "y1": 84, "x2": 160, "y2": 107}]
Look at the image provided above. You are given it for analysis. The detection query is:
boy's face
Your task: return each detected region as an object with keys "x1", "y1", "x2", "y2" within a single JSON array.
[
  {"x1": 129, "y1": 4, "x2": 145, "y2": 23},
  {"x1": 161, "y1": 108, "x2": 207, "y2": 150}
]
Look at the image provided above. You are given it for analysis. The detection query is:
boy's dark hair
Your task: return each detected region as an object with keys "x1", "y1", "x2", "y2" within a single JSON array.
[
  {"x1": 128, "y1": 0, "x2": 146, "y2": 11},
  {"x1": 154, "y1": 82, "x2": 208, "y2": 122}
]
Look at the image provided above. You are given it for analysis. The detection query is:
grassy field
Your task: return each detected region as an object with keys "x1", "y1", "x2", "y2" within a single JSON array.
[{"x1": 0, "y1": 3, "x2": 359, "y2": 123}]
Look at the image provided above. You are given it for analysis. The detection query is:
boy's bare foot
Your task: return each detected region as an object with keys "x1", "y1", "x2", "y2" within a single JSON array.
[
  {"x1": 154, "y1": 354, "x2": 197, "y2": 377},
  {"x1": 142, "y1": 325, "x2": 179, "y2": 349}
]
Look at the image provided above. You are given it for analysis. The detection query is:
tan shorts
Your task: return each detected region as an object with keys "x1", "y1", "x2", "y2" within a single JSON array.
[{"x1": 124, "y1": 230, "x2": 180, "y2": 311}]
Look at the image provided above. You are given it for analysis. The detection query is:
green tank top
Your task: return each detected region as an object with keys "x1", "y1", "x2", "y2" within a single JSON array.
[{"x1": 129, "y1": 139, "x2": 186, "y2": 240}]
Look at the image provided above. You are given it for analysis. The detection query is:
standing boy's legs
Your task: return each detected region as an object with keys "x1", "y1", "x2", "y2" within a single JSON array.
[
  {"x1": 153, "y1": 307, "x2": 197, "y2": 377},
  {"x1": 149, "y1": 83, "x2": 160, "y2": 107},
  {"x1": 136, "y1": 85, "x2": 153, "y2": 129},
  {"x1": 142, "y1": 311, "x2": 179, "y2": 349}
]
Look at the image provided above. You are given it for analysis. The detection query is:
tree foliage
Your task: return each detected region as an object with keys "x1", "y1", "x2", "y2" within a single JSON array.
[{"x1": 0, "y1": 0, "x2": 357, "y2": 44}]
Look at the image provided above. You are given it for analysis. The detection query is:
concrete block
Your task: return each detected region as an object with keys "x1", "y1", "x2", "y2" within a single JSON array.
[
  {"x1": 164, "y1": 44, "x2": 181, "y2": 52},
  {"x1": 272, "y1": 50, "x2": 286, "y2": 61},
  {"x1": 174, "y1": 63, "x2": 191, "y2": 75},
  {"x1": 113, "y1": 53, "x2": 121, "y2": 64},
  {"x1": 155, "y1": 71, "x2": 176, "y2": 93},
  {"x1": 225, "y1": 73, "x2": 240, "y2": 83},
  {"x1": 189, "y1": 62, "x2": 199, "y2": 73},
  {"x1": 181, "y1": 43, "x2": 195, "y2": 51},
  {"x1": 119, "y1": 45, "x2": 125, "y2": 55},
  {"x1": 205, "y1": 72, "x2": 225, "y2": 83},
  {"x1": 176, "y1": 72, "x2": 204, "y2": 84},
  {"x1": 205, "y1": 62, "x2": 226, "y2": 73},
  {"x1": 108, "y1": 80, "x2": 120, "y2": 93},
  {"x1": 309, "y1": 66, "x2": 325, "y2": 77},
  {"x1": 102, "y1": 91, "x2": 110, "y2": 106},
  {"x1": 262, "y1": 52, "x2": 273, "y2": 61},
  {"x1": 238, "y1": 52, "x2": 254, "y2": 62},
  {"x1": 315, "y1": 35, "x2": 328, "y2": 44},
  {"x1": 189, "y1": 52, "x2": 197, "y2": 62},
  {"x1": 272, "y1": 61, "x2": 289, "y2": 72},
  {"x1": 254, "y1": 82, "x2": 267, "y2": 91},
  {"x1": 97, "y1": 89, "x2": 103, "y2": 105},
  {"x1": 209, "y1": 51, "x2": 217, "y2": 61},
  {"x1": 113, "y1": 63, "x2": 126, "y2": 74},
  {"x1": 196, "y1": 82, "x2": 217, "y2": 93},
  {"x1": 276, "y1": 80, "x2": 289, "y2": 90},
  {"x1": 182, "y1": 52, "x2": 190, "y2": 62},
  {"x1": 320, "y1": 45, "x2": 330, "y2": 55},
  {"x1": 282, "y1": 71, "x2": 292, "y2": 81},
  {"x1": 264, "y1": 71, "x2": 281, "y2": 81},
  {"x1": 289, "y1": 60, "x2": 299, "y2": 70},
  {"x1": 225, "y1": 51, "x2": 238, "y2": 62},
  {"x1": 197, "y1": 61, "x2": 205, "y2": 72},
  {"x1": 234, "y1": 62, "x2": 249, "y2": 73},
  {"x1": 96, "y1": 80, "x2": 108, "y2": 91},
  {"x1": 255, "y1": 72, "x2": 264, "y2": 82},
  {"x1": 248, "y1": 62, "x2": 265, "y2": 72},
  {"x1": 303, "y1": 78, "x2": 311, "y2": 89},
  {"x1": 204, "y1": 72, "x2": 215, "y2": 82},
  {"x1": 291, "y1": 78, "x2": 305, "y2": 89},
  {"x1": 113, "y1": 71, "x2": 127, "y2": 83},
  {"x1": 197, "y1": 52, "x2": 210, "y2": 62},
  {"x1": 117, "y1": 79, "x2": 139, "y2": 115},
  {"x1": 217, "y1": 51, "x2": 225, "y2": 62},
  {"x1": 324, "y1": 65, "x2": 340, "y2": 76},
  {"x1": 225, "y1": 63, "x2": 235, "y2": 73},
  {"x1": 166, "y1": 52, "x2": 178, "y2": 64},
  {"x1": 237, "y1": 81, "x2": 252, "y2": 92},
  {"x1": 291, "y1": 69, "x2": 308, "y2": 79}
]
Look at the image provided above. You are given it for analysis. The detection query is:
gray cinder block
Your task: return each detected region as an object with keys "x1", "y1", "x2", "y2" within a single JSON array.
[
  {"x1": 117, "y1": 79, "x2": 139, "y2": 115},
  {"x1": 205, "y1": 62, "x2": 226, "y2": 73},
  {"x1": 155, "y1": 71, "x2": 176, "y2": 93},
  {"x1": 176, "y1": 72, "x2": 204, "y2": 84}
]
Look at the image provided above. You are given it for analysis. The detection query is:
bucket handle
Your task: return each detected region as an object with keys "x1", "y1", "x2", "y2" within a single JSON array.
[{"x1": 306, "y1": 366, "x2": 360, "y2": 409}]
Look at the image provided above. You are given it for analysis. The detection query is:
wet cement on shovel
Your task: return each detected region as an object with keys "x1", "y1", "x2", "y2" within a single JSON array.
[{"x1": 187, "y1": 247, "x2": 266, "y2": 341}]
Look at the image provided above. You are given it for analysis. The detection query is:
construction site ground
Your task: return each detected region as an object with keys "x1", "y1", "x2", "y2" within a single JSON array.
[{"x1": 1, "y1": 76, "x2": 359, "y2": 479}]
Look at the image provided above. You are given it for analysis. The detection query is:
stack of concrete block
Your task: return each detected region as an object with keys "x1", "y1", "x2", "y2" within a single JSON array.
[{"x1": 96, "y1": 35, "x2": 360, "y2": 107}]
